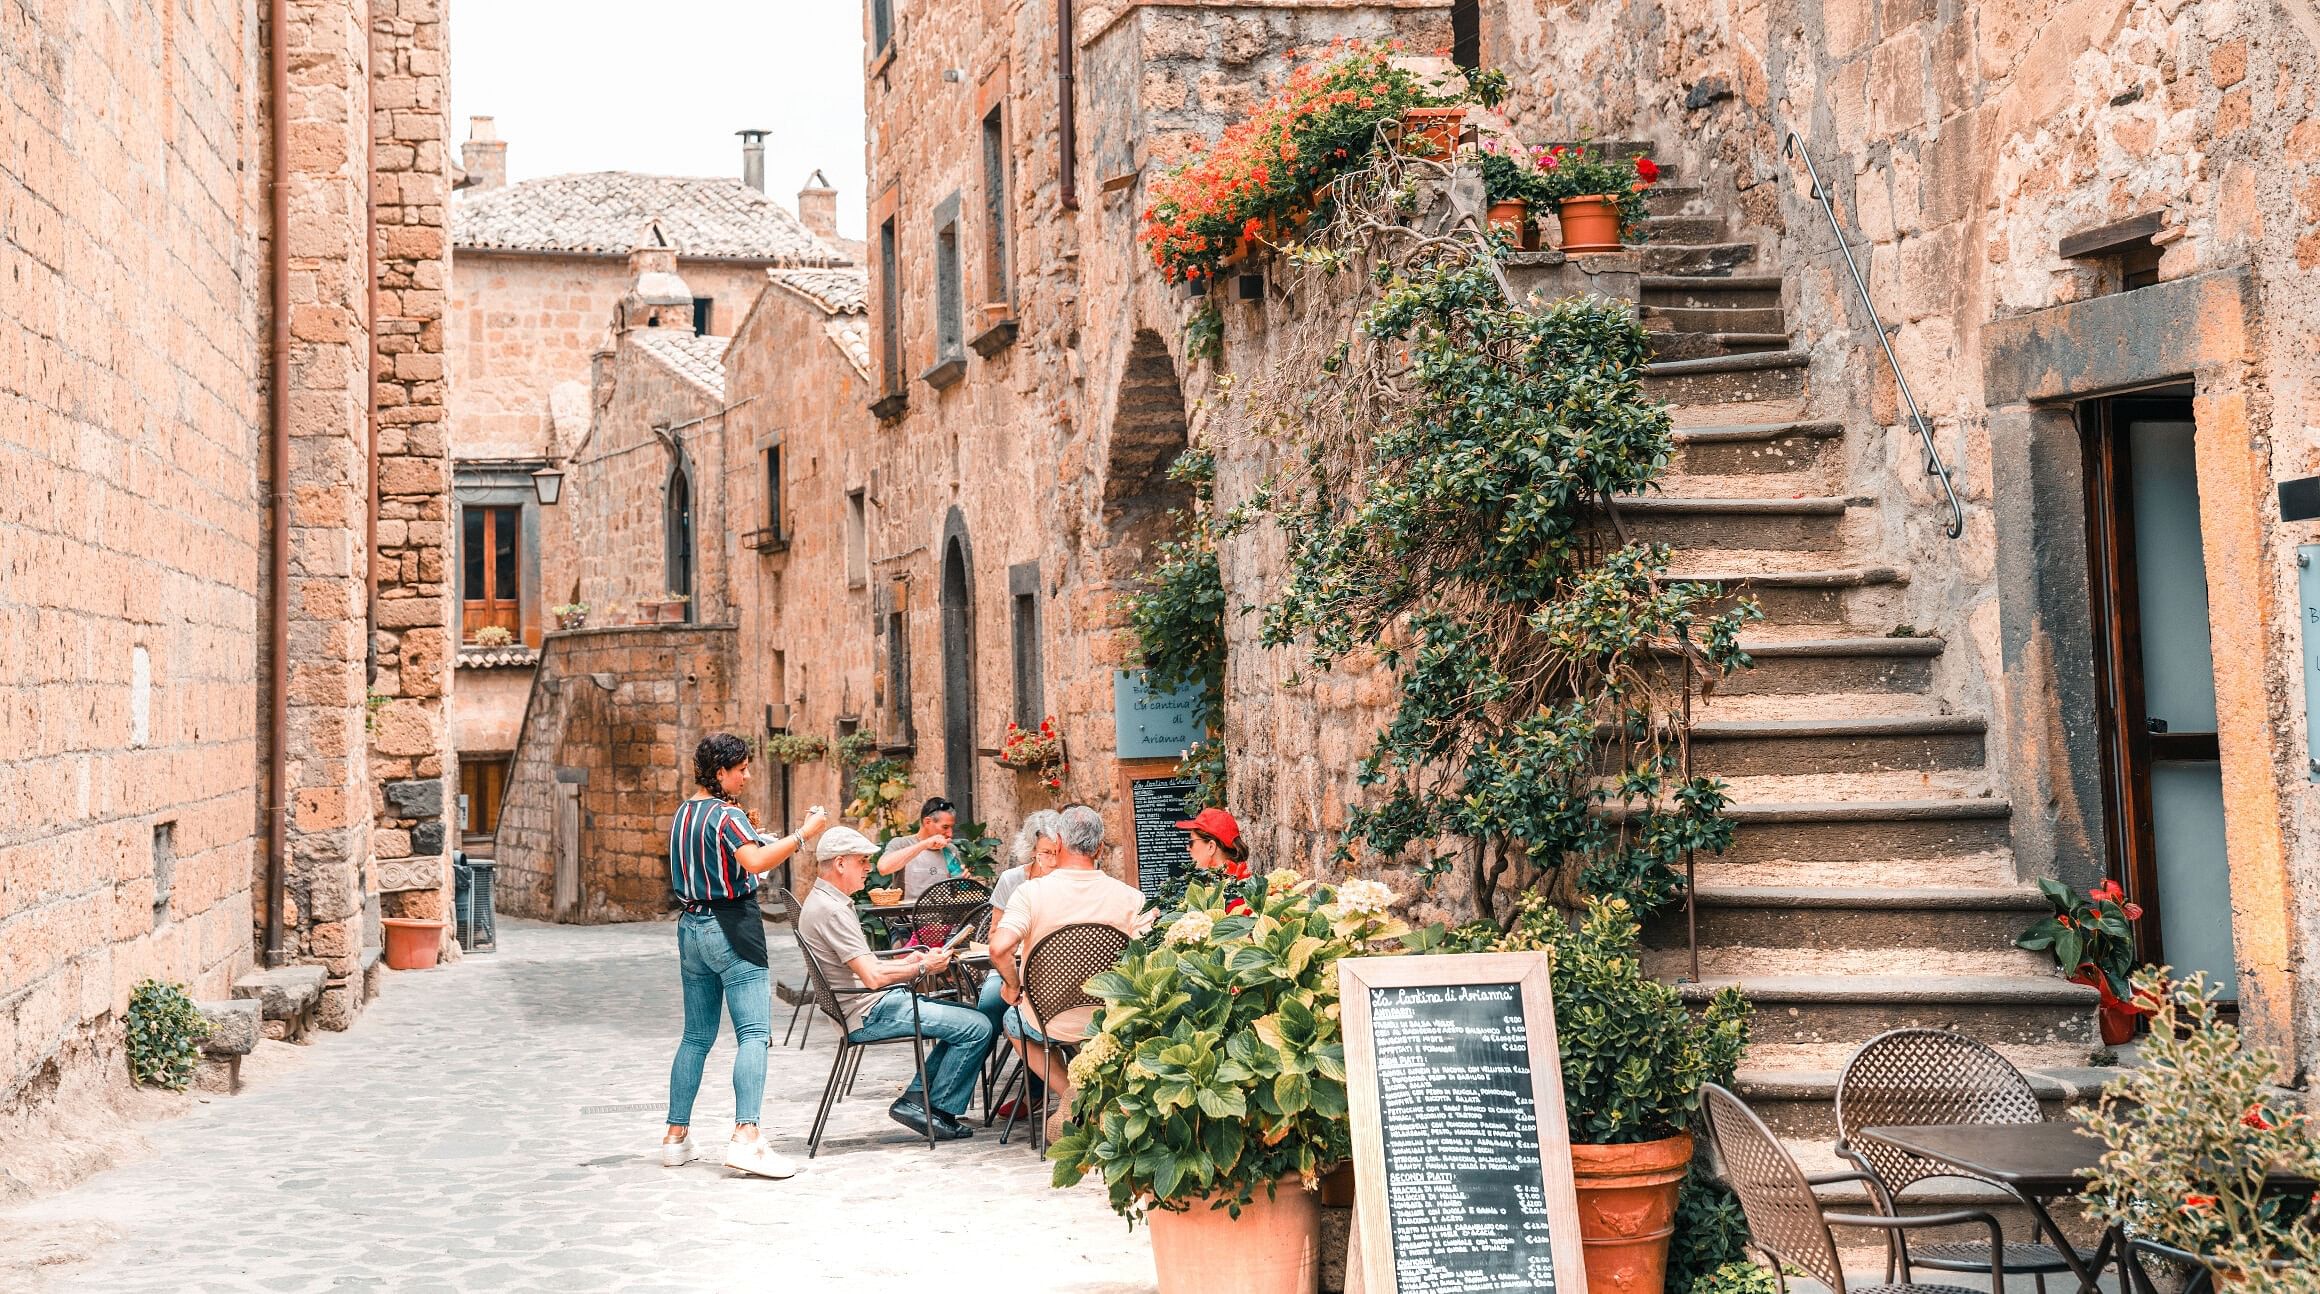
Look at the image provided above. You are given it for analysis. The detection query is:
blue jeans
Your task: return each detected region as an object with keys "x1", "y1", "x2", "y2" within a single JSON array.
[
  {"x1": 977, "y1": 975, "x2": 1045, "y2": 1101},
  {"x1": 853, "y1": 989, "x2": 994, "y2": 1118},
  {"x1": 666, "y1": 913, "x2": 770, "y2": 1128}
]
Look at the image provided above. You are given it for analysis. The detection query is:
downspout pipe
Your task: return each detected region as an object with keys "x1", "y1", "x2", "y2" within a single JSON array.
[
  {"x1": 1057, "y1": 0, "x2": 1077, "y2": 210},
  {"x1": 366, "y1": 67, "x2": 379, "y2": 678},
  {"x1": 265, "y1": 0, "x2": 291, "y2": 968}
]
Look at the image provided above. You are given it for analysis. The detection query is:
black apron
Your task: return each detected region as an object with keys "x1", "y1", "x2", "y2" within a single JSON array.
[{"x1": 684, "y1": 894, "x2": 769, "y2": 968}]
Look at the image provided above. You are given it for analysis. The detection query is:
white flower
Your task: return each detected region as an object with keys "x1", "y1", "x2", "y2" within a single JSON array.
[
  {"x1": 1334, "y1": 879, "x2": 1397, "y2": 917},
  {"x1": 1163, "y1": 910, "x2": 1215, "y2": 945}
]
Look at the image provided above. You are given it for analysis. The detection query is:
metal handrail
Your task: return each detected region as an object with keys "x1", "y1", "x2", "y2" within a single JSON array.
[{"x1": 1783, "y1": 131, "x2": 1966, "y2": 539}]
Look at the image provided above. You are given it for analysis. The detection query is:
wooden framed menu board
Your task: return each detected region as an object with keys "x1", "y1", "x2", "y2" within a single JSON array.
[{"x1": 1339, "y1": 952, "x2": 1585, "y2": 1294}]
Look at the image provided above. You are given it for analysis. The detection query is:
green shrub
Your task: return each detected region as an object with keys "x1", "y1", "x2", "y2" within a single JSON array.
[
  {"x1": 1668, "y1": 1161, "x2": 1761, "y2": 1294},
  {"x1": 125, "y1": 979, "x2": 209, "y2": 1091},
  {"x1": 760, "y1": 731, "x2": 830, "y2": 764}
]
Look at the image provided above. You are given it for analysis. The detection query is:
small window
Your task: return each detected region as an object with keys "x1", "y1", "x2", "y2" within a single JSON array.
[
  {"x1": 1011, "y1": 590, "x2": 1042, "y2": 728},
  {"x1": 764, "y1": 445, "x2": 783, "y2": 535},
  {"x1": 845, "y1": 489, "x2": 869, "y2": 588},
  {"x1": 878, "y1": 216, "x2": 904, "y2": 395},
  {"x1": 934, "y1": 219, "x2": 964, "y2": 361},
  {"x1": 884, "y1": 608, "x2": 914, "y2": 745},
  {"x1": 871, "y1": 0, "x2": 893, "y2": 55},
  {"x1": 981, "y1": 107, "x2": 1011, "y2": 306},
  {"x1": 461, "y1": 505, "x2": 522, "y2": 640},
  {"x1": 692, "y1": 297, "x2": 714, "y2": 335}
]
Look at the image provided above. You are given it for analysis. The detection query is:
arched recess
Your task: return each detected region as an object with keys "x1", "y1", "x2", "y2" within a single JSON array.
[
  {"x1": 664, "y1": 452, "x2": 695, "y2": 620},
  {"x1": 1102, "y1": 329, "x2": 1194, "y2": 575},
  {"x1": 938, "y1": 507, "x2": 976, "y2": 823}
]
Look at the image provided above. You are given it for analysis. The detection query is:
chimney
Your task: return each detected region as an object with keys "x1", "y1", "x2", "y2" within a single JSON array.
[
  {"x1": 797, "y1": 169, "x2": 839, "y2": 240},
  {"x1": 619, "y1": 219, "x2": 695, "y2": 333},
  {"x1": 462, "y1": 116, "x2": 507, "y2": 191},
  {"x1": 737, "y1": 129, "x2": 769, "y2": 192}
]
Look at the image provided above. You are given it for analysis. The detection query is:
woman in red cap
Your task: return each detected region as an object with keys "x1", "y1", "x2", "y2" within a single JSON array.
[{"x1": 1174, "y1": 806, "x2": 1249, "y2": 880}]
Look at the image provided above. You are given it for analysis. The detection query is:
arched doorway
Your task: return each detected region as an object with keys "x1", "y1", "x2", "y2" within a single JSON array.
[
  {"x1": 665, "y1": 458, "x2": 694, "y2": 621},
  {"x1": 939, "y1": 510, "x2": 975, "y2": 823}
]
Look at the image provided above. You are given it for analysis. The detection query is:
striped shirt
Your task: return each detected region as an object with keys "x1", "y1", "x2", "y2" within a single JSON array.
[{"x1": 667, "y1": 797, "x2": 760, "y2": 905}]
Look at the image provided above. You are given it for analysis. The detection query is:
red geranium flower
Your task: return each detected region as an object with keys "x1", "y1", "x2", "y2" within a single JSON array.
[
  {"x1": 2243, "y1": 1105, "x2": 2276, "y2": 1131},
  {"x1": 2182, "y1": 1195, "x2": 2218, "y2": 1212},
  {"x1": 1634, "y1": 156, "x2": 1661, "y2": 184}
]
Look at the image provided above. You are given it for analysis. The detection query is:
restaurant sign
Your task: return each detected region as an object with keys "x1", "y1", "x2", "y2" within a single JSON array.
[{"x1": 1111, "y1": 670, "x2": 1206, "y2": 760}]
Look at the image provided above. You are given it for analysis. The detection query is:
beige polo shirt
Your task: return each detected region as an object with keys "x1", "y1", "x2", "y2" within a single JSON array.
[
  {"x1": 999, "y1": 868, "x2": 1151, "y2": 1034},
  {"x1": 798, "y1": 878, "x2": 884, "y2": 1032}
]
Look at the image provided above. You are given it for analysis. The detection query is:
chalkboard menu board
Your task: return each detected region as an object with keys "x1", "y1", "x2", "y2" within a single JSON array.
[
  {"x1": 1341, "y1": 954, "x2": 1584, "y2": 1294},
  {"x1": 1128, "y1": 775, "x2": 1198, "y2": 898}
]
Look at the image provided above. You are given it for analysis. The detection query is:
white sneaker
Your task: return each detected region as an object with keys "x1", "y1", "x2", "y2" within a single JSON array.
[
  {"x1": 723, "y1": 1136, "x2": 797, "y2": 1180},
  {"x1": 660, "y1": 1137, "x2": 696, "y2": 1167}
]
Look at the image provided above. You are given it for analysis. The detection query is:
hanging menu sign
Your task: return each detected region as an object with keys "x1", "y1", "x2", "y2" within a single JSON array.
[
  {"x1": 1340, "y1": 953, "x2": 1585, "y2": 1294},
  {"x1": 1128, "y1": 775, "x2": 1199, "y2": 898}
]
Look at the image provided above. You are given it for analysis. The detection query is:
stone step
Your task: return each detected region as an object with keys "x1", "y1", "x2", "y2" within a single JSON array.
[
  {"x1": 1681, "y1": 974, "x2": 2099, "y2": 1054},
  {"x1": 1643, "y1": 183, "x2": 1706, "y2": 216},
  {"x1": 1645, "y1": 350, "x2": 1807, "y2": 405},
  {"x1": 1647, "y1": 330, "x2": 1792, "y2": 361},
  {"x1": 1679, "y1": 564, "x2": 1909, "y2": 629},
  {"x1": 1669, "y1": 420, "x2": 1844, "y2": 482},
  {"x1": 1615, "y1": 494, "x2": 1854, "y2": 556},
  {"x1": 1643, "y1": 303, "x2": 1788, "y2": 334},
  {"x1": 1642, "y1": 273, "x2": 1782, "y2": 310},
  {"x1": 1639, "y1": 213, "x2": 1726, "y2": 243},
  {"x1": 1687, "y1": 714, "x2": 1986, "y2": 777},
  {"x1": 1642, "y1": 241, "x2": 1757, "y2": 274},
  {"x1": 1734, "y1": 1065, "x2": 2121, "y2": 1142},
  {"x1": 1702, "y1": 635, "x2": 1943, "y2": 695},
  {"x1": 1646, "y1": 884, "x2": 2052, "y2": 957},
  {"x1": 1714, "y1": 798, "x2": 2014, "y2": 869},
  {"x1": 231, "y1": 964, "x2": 327, "y2": 1020}
]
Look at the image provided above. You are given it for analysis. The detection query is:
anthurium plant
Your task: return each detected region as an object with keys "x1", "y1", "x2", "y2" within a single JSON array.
[
  {"x1": 2015, "y1": 876, "x2": 2142, "y2": 997},
  {"x1": 1049, "y1": 871, "x2": 1411, "y2": 1221},
  {"x1": 1530, "y1": 141, "x2": 1660, "y2": 233},
  {"x1": 1141, "y1": 39, "x2": 1461, "y2": 285}
]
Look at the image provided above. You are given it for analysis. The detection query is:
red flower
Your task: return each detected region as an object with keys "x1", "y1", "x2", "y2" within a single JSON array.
[
  {"x1": 1633, "y1": 156, "x2": 1661, "y2": 184},
  {"x1": 2181, "y1": 1195, "x2": 2218, "y2": 1212},
  {"x1": 2243, "y1": 1105, "x2": 2276, "y2": 1131},
  {"x1": 1225, "y1": 898, "x2": 1251, "y2": 915},
  {"x1": 2122, "y1": 902, "x2": 2143, "y2": 920},
  {"x1": 1226, "y1": 861, "x2": 1252, "y2": 881}
]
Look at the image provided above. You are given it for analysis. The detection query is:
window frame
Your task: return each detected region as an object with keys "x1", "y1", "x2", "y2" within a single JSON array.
[
  {"x1": 980, "y1": 106, "x2": 1011, "y2": 307},
  {"x1": 454, "y1": 462, "x2": 546, "y2": 647},
  {"x1": 1008, "y1": 560, "x2": 1043, "y2": 728},
  {"x1": 845, "y1": 488, "x2": 870, "y2": 589}
]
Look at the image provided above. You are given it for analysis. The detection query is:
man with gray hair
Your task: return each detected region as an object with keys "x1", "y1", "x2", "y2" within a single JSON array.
[{"x1": 989, "y1": 804, "x2": 1150, "y2": 1138}]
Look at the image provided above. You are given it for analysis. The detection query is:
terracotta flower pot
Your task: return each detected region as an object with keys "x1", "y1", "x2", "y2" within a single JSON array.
[
  {"x1": 982, "y1": 301, "x2": 1012, "y2": 327},
  {"x1": 1398, "y1": 106, "x2": 1466, "y2": 158},
  {"x1": 1317, "y1": 1162, "x2": 1355, "y2": 1208},
  {"x1": 380, "y1": 917, "x2": 443, "y2": 971},
  {"x1": 1558, "y1": 194, "x2": 1625, "y2": 253},
  {"x1": 1487, "y1": 197, "x2": 1530, "y2": 242},
  {"x1": 1571, "y1": 1132, "x2": 1693, "y2": 1294},
  {"x1": 654, "y1": 599, "x2": 688, "y2": 624},
  {"x1": 1148, "y1": 1177, "x2": 1320, "y2": 1294}
]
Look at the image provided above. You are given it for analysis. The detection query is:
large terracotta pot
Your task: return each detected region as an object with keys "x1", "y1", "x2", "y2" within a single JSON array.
[
  {"x1": 1571, "y1": 1132, "x2": 1693, "y2": 1294},
  {"x1": 1398, "y1": 106, "x2": 1466, "y2": 158},
  {"x1": 1148, "y1": 1177, "x2": 1320, "y2": 1294},
  {"x1": 380, "y1": 917, "x2": 443, "y2": 971},
  {"x1": 1487, "y1": 197, "x2": 1530, "y2": 243},
  {"x1": 1558, "y1": 194, "x2": 1625, "y2": 252}
]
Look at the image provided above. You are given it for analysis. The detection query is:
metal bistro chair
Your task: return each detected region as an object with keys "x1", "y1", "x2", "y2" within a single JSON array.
[
  {"x1": 997, "y1": 922, "x2": 1131, "y2": 1152},
  {"x1": 795, "y1": 929, "x2": 937, "y2": 1158},
  {"x1": 904, "y1": 878, "x2": 993, "y2": 1000},
  {"x1": 1703, "y1": 1082, "x2": 2008, "y2": 1294},
  {"x1": 1835, "y1": 1028, "x2": 2092, "y2": 1290},
  {"x1": 771, "y1": 886, "x2": 815, "y2": 1048}
]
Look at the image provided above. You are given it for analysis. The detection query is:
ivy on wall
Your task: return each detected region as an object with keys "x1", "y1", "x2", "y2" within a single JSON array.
[{"x1": 1123, "y1": 445, "x2": 1233, "y2": 809}]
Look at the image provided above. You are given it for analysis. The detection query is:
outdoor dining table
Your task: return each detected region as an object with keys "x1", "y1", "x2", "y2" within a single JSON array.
[{"x1": 1858, "y1": 1121, "x2": 2119, "y2": 1294}]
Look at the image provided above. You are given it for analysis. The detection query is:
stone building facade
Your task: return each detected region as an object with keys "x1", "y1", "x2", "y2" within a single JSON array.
[
  {"x1": 2, "y1": 0, "x2": 452, "y2": 1158},
  {"x1": 444, "y1": 130, "x2": 851, "y2": 858}
]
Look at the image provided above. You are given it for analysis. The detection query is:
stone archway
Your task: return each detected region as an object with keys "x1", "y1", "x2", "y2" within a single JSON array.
[
  {"x1": 939, "y1": 508, "x2": 976, "y2": 823},
  {"x1": 1101, "y1": 329, "x2": 1193, "y2": 572}
]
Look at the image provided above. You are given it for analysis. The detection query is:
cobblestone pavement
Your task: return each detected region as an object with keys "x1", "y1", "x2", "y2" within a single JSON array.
[{"x1": 5, "y1": 920, "x2": 1157, "y2": 1294}]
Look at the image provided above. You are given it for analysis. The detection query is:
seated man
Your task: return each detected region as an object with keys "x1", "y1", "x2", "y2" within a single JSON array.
[
  {"x1": 799, "y1": 825, "x2": 995, "y2": 1142},
  {"x1": 989, "y1": 804, "x2": 1151, "y2": 1135},
  {"x1": 876, "y1": 797, "x2": 960, "y2": 900}
]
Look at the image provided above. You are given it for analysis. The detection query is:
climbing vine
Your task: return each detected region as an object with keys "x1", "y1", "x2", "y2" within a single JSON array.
[
  {"x1": 1239, "y1": 143, "x2": 1758, "y2": 921},
  {"x1": 1122, "y1": 444, "x2": 1232, "y2": 808}
]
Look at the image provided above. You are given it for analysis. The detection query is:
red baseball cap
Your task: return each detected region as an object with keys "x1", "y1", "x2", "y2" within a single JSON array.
[{"x1": 1174, "y1": 807, "x2": 1242, "y2": 850}]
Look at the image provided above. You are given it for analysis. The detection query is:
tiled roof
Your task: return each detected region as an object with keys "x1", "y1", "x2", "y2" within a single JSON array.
[
  {"x1": 456, "y1": 645, "x2": 539, "y2": 669},
  {"x1": 633, "y1": 330, "x2": 730, "y2": 397},
  {"x1": 766, "y1": 266, "x2": 869, "y2": 314},
  {"x1": 825, "y1": 317, "x2": 872, "y2": 381},
  {"x1": 453, "y1": 173, "x2": 848, "y2": 263}
]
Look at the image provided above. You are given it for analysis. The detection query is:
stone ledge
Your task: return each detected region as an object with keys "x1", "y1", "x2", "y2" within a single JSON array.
[
  {"x1": 196, "y1": 1000, "x2": 260, "y2": 1056},
  {"x1": 232, "y1": 964, "x2": 327, "y2": 1021}
]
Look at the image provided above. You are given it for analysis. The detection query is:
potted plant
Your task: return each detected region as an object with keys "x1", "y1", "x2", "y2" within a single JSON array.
[
  {"x1": 995, "y1": 716, "x2": 1068, "y2": 793},
  {"x1": 1050, "y1": 871, "x2": 1412, "y2": 1294},
  {"x1": 1484, "y1": 897, "x2": 1752, "y2": 1294},
  {"x1": 842, "y1": 752, "x2": 913, "y2": 837},
  {"x1": 551, "y1": 602, "x2": 589, "y2": 630},
  {"x1": 1472, "y1": 139, "x2": 1549, "y2": 248},
  {"x1": 951, "y1": 823, "x2": 1004, "y2": 889},
  {"x1": 2015, "y1": 877, "x2": 2149, "y2": 1044},
  {"x1": 1532, "y1": 142, "x2": 1660, "y2": 252},
  {"x1": 652, "y1": 592, "x2": 690, "y2": 623},
  {"x1": 981, "y1": 300, "x2": 1013, "y2": 329},
  {"x1": 761, "y1": 731, "x2": 829, "y2": 764},
  {"x1": 2081, "y1": 970, "x2": 2320, "y2": 1282},
  {"x1": 470, "y1": 625, "x2": 514, "y2": 648},
  {"x1": 1397, "y1": 104, "x2": 1466, "y2": 158}
]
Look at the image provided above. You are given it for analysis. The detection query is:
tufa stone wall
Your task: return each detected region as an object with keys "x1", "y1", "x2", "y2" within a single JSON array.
[{"x1": 493, "y1": 626, "x2": 743, "y2": 921}]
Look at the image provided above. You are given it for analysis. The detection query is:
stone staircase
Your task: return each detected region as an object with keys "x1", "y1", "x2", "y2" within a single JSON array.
[{"x1": 1577, "y1": 147, "x2": 2117, "y2": 1239}]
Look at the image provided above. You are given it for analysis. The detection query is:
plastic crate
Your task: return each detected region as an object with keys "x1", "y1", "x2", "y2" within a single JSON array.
[{"x1": 466, "y1": 860, "x2": 498, "y2": 952}]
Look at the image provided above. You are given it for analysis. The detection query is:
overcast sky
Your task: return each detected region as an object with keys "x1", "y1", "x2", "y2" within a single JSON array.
[{"x1": 448, "y1": 1, "x2": 869, "y2": 239}]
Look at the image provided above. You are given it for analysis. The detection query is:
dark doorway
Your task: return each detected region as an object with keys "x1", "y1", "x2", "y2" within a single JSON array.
[
  {"x1": 1451, "y1": 0, "x2": 1480, "y2": 70},
  {"x1": 665, "y1": 461, "x2": 694, "y2": 618},
  {"x1": 939, "y1": 525, "x2": 976, "y2": 823},
  {"x1": 2081, "y1": 393, "x2": 2234, "y2": 998}
]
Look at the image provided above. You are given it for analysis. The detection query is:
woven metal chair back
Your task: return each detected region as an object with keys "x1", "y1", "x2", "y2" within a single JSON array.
[
  {"x1": 1836, "y1": 1027, "x2": 2043, "y2": 1195},
  {"x1": 907, "y1": 878, "x2": 992, "y2": 944},
  {"x1": 1022, "y1": 922, "x2": 1131, "y2": 1036},
  {"x1": 791, "y1": 928, "x2": 857, "y2": 1029},
  {"x1": 772, "y1": 885, "x2": 803, "y2": 924},
  {"x1": 1703, "y1": 1083, "x2": 1847, "y2": 1292}
]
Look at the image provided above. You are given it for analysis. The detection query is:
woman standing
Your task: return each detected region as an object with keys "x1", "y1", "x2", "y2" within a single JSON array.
[{"x1": 661, "y1": 733, "x2": 827, "y2": 1179}]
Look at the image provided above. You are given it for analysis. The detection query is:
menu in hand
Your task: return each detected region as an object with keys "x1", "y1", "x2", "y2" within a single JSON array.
[{"x1": 1340, "y1": 952, "x2": 1585, "y2": 1294}]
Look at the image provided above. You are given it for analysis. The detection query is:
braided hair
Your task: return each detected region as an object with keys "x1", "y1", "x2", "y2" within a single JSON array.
[{"x1": 692, "y1": 733, "x2": 751, "y2": 800}]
